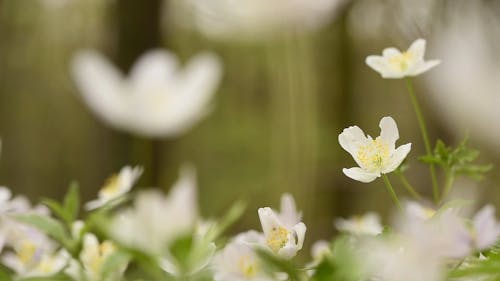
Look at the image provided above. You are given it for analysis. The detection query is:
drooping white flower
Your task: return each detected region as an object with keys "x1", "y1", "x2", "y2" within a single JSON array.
[
  {"x1": 71, "y1": 49, "x2": 222, "y2": 138},
  {"x1": 334, "y1": 212, "x2": 383, "y2": 236},
  {"x1": 173, "y1": 0, "x2": 347, "y2": 40},
  {"x1": 257, "y1": 194, "x2": 306, "y2": 259},
  {"x1": 365, "y1": 38, "x2": 440, "y2": 79},
  {"x1": 213, "y1": 239, "x2": 274, "y2": 281},
  {"x1": 85, "y1": 166, "x2": 143, "y2": 210},
  {"x1": 339, "y1": 116, "x2": 411, "y2": 183},
  {"x1": 110, "y1": 165, "x2": 198, "y2": 255}
]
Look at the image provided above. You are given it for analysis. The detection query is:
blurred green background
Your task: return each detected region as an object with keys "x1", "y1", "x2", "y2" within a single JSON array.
[{"x1": 0, "y1": 0, "x2": 499, "y2": 252}]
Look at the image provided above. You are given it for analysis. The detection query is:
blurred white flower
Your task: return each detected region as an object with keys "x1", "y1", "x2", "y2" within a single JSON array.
[
  {"x1": 339, "y1": 116, "x2": 411, "y2": 183},
  {"x1": 468, "y1": 205, "x2": 500, "y2": 251},
  {"x1": 257, "y1": 194, "x2": 306, "y2": 259},
  {"x1": 404, "y1": 201, "x2": 436, "y2": 220},
  {"x1": 85, "y1": 166, "x2": 143, "y2": 210},
  {"x1": 110, "y1": 165, "x2": 198, "y2": 255},
  {"x1": 71, "y1": 49, "x2": 222, "y2": 138},
  {"x1": 366, "y1": 38, "x2": 440, "y2": 78},
  {"x1": 334, "y1": 212, "x2": 383, "y2": 235},
  {"x1": 173, "y1": 0, "x2": 347, "y2": 40},
  {"x1": 77, "y1": 233, "x2": 123, "y2": 281},
  {"x1": 360, "y1": 236, "x2": 444, "y2": 281},
  {"x1": 310, "y1": 240, "x2": 331, "y2": 261},
  {"x1": 213, "y1": 239, "x2": 273, "y2": 281},
  {"x1": 1, "y1": 228, "x2": 67, "y2": 278}
]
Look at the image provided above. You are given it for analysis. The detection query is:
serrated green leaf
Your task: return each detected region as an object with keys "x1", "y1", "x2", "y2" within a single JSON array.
[
  {"x1": 63, "y1": 182, "x2": 80, "y2": 223},
  {"x1": 14, "y1": 214, "x2": 70, "y2": 246}
]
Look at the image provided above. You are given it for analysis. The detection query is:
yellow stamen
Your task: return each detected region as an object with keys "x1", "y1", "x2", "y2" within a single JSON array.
[
  {"x1": 357, "y1": 138, "x2": 390, "y2": 172},
  {"x1": 238, "y1": 255, "x2": 258, "y2": 278},
  {"x1": 388, "y1": 51, "x2": 414, "y2": 72},
  {"x1": 266, "y1": 226, "x2": 290, "y2": 253},
  {"x1": 100, "y1": 174, "x2": 122, "y2": 197}
]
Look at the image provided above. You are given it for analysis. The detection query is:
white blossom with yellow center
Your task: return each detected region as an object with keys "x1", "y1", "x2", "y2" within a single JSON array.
[
  {"x1": 334, "y1": 212, "x2": 383, "y2": 236},
  {"x1": 339, "y1": 116, "x2": 411, "y2": 183},
  {"x1": 85, "y1": 165, "x2": 143, "y2": 210},
  {"x1": 257, "y1": 194, "x2": 306, "y2": 259},
  {"x1": 365, "y1": 38, "x2": 440, "y2": 79}
]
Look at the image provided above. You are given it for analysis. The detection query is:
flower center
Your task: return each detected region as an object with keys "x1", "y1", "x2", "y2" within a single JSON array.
[
  {"x1": 100, "y1": 174, "x2": 122, "y2": 197},
  {"x1": 388, "y1": 51, "x2": 414, "y2": 72},
  {"x1": 238, "y1": 255, "x2": 258, "y2": 278},
  {"x1": 36, "y1": 256, "x2": 57, "y2": 273},
  {"x1": 266, "y1": 226, "x2": 290, "y2": 253},
  {"x1": 356, "y1": 138, "x2": 390, "y2": 172},
  {"x1": 18, "y1": 241, "x2": 37, "y2": 264}
]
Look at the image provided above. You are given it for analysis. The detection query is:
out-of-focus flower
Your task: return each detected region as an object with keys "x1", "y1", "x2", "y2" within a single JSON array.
[
  {"x1": 1, "y1": 228, "x2": 67, "y2": 278},
  {"x1": 366, "y1": 39, "x2": 440, "y2": 79},
  {"x1": 110, "y1": 165, "x2": 198, "y2": 255},
  {"x1": 85, "y1": 166, "x2": 143, "y2": 210},
  {"x1": 257, "y1": 194, "x2": 306, "y2": 259},
  {"x1": 78, "y1": 233, "x2": 122, "y2": 281},
  {"x1": 213, "y1": 239, "x2": 273, "y2": 281},
  {"x1": 335, "y1": 212, "x2": 383, "y2": 235},
  {"x1": 339, "y1": 116, "x2": 411, "y2": 183},
  {"x1": 71, "y1": 49, "x2": 222, "y2": 138},
  {"x1": 359, "y1": 236, "x2": 444, "y2": 281},
  {"x1": 404, "y1": 201, "x2": 436, "y2": 220},
  {"x1": 468, "y1": 205, "x2": 500, "y2": 251},
  {"x1": 310, "y1": 240, "x2": 331, "y2": 261},
  {"x1": 172, "y1": 0, "x2": 347, "y2": 41}
]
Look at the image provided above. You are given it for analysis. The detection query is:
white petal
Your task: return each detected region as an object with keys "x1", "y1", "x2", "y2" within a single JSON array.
[
  {"x1": 84, "y1": 199, "x2": 104, "y2": 211},
  {"x1": 338, "y1": 126, "x2": 370, "y2": 167},
  {"x1": 71, "y1": 50, "x2": 129, "y2": 130},
  {"x1": 279, "y1": 193, "x2": 301, "y2": 227},
  {"x1": 382, "y1": 143, "x2": 411, "y2": 173},
  {"x1": 292, "y1": 222, "x2": 306, "y2": 250},
  {"x1": 0, "y1": 186, "x2": 12, "y2": 203},
  {"x1": 379, "y1": 116, "x2": 399, "y2": 150},
  {"x1": 342, "y1": 167, "x2": 379, "y2": 183},
  {"x1": 409, "y1": 60, "x2": 441, "y2": 76},
  {"x1": 258, "y1": 207, "x2": 281, "y2": 236},
  {"x1": 473, "y1": 205, "x2": 500, "y2": 250},
  {"x1": 365, "y1": 55, "x2": 389, "y2": 75},
  {"x1": 382, "y1": 47, "x2": 401, "y2": 58},
  {"x1": 129, "y1": 49, "x2": 179, "y2": 93},
  {"x1": 408, "y1": 38, "x2": 426, "y2": 60}
]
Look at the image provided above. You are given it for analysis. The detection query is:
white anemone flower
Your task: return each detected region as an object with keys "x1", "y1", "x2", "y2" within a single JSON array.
[
  {"x1": 71, "y1": 49, "x2": 222, "y2": 138},
  {"x1": 339, "y1": 116, "x2": 411, "y2": 183},
  {"x1": 110, "y1": 165, "x2": 198, "y2": 255},
  {"x1": 213, "y1": 239, "x2": 273, "y2": 281},
  {"x1": 174, "y1": 0, "x2": 347, "y2": 40},
  {"x1": 468, "y1": 205, "x2": 500, "y2": 251},
  {"x1": 366, "y1": 38, "x2": 440, "y2": 79},
  {"x1": 85, "y1": 166, "x2": 143, "y2": 210},
  {"x1": 77, "y1": 233, "x2": 123, "y2": 281},
  {"x1": 334, "y1": 212, "x2": 383, "y2": 236},
  {"x1": 257, "y1": 194, "x2": 306, "y2": 259}
]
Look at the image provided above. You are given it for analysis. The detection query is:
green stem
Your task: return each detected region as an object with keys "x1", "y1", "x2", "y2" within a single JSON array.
[
  {"x1": 405, "y1": 78, "x2": 439, "y2": 203},
  {"x1": 398, "y1": 173, "x2": 422, "y2": 200},
  {"x1": 441, "y1": 171, "x2": 455, "y2": 203},
  {"x1": 382, "y1": 174, "x2": 402, "y2": 211}
]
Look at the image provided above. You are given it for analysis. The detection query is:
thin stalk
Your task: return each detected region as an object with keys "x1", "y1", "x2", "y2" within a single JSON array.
[
  {"x1": 382, "y1": 174, "x2": 402, "y2": 211},
  {"x1": 405, "y1": 78, "x2": 439, "y2": 203},
  {"x1": 441, "y1": 171, "x2": 455, "y2": 203},
  {"x1": 398, "y1": 173, "x2": 422, "y2": 200}
]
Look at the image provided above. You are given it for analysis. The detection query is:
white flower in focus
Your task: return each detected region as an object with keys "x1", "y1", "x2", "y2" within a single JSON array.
[
  {"x1": 257, "y1": 194, "x2": 306, "y2": 259},
  {"x1": 110, "y1": 165, "x2": 198, "y2": 255},
  {"x1": 175, "y1": 0, "x2": 347, "y2": 40},
  {"x1": 71, "y1": 49, "x2": 222, "y2": 138},
  {"x1": 366, "y1": 38, "x2": 440, "y2": 78},
  {"x1": 85, "y1": 166, "x2": 143, "y2": 210},
  {"x1": 213, "y1": 239, "x2": 273, "y2": 281},
  {"x1": 78, "y1": 233, "x2": 123, "y2": 281},
  {"x1": 339, "y1": 116, "x2": 411, "y2": 183},
  {"x1": 335, "y1": 212, "x2": 383, "y2": 236}
]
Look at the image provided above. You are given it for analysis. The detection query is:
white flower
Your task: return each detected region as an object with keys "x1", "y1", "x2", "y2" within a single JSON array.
[
  {"x1": 1, "y1": 228, "x2": 67, "y2": 278},
  {"x1": 78, "y1": 233, "x2": 123, "y2": 281},
  {"x1": 173, "y1": 0, "x2": 347, "y2": 40},
  {"x1": 71, "y1": 49, "x2": 222, "y2": 138},
  {"x1": 110, "y1": 165, "x2": 198, "y2": 255},
  {"x1": 334, "y1": 212, "x2": 383, "y2": 236},
  {"x1": 85, "y1": 166, "x2": 143, "y2": 210},
  {"x1": 257, "y1": 194, "x2": 306, "y2": 259},
  {"x1": 366, "y1": 38, "x2": 440, "y2": 79},
  {"x1": 404, "y1": 201, "x2": 436, "y2": 221},
  {"x1": 339, "y1": 116, "x2": 411, "y2": 183},
  {"x1": 468, "y1": 205, "x2": 500, "y2": 251},
  {"x1": 213, "y1": 239, "x2": 274, "y2": 281}
]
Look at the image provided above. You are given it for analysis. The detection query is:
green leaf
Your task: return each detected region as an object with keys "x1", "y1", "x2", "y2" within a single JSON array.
[
  {"x1": 100, "y1": 249, "x2": 131, "y2": 280},
  {"x1": 14, "y1": 214, "x2": 70, "y2": 246},
  {"x1": 205, "y1": 200, "x2": 246, "y2": 242},
  {"x1": 63, "y1": 181, "x2": 80, "y2": 222},
  {"x1": 40, "y1": 198, "x2": 69, "y2": 224},
  {"x1": 255, "y1": 248, "x2": 301, "y2": 281},
  {"x1": 18, "y1": 273, "x2": 73, "y2": 281}
]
